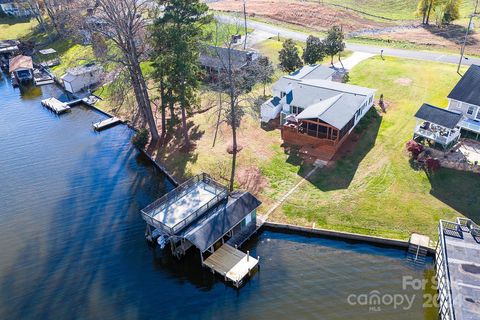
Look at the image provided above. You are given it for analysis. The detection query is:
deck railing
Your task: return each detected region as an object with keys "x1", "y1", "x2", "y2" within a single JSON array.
[
  {"x1": 141, "y1": 173, "x2": 228, "y2": 235},
  {"x1": 414, "y1": 126, "x2": 460, "y2": 146}
]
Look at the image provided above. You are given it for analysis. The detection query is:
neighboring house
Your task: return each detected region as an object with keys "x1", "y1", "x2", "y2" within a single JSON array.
[
  {"x1": 0, "y1": 0, "x2": 32, "y2": 17},
  {"x1": 61, "y1": 63, "x2": 103, "y2": 94},
  {"x1": 413, "y1": 103, "x2": 462, "y2": 150},
  {"x1": 0, "y1": 39, "x2": 19, "y2": 70},
  {"x1": 199, "y1": 45, "x2": 259, "y2": 74},
  {"x1": 9, "y1": 54, "x2": 33, "y2": 83},
  {"x1": 447, "y1": 64, "x2": 480, "y2": 137},
  {"x1": 261, "y1": 64, "x2": 376, "y2": 161}
]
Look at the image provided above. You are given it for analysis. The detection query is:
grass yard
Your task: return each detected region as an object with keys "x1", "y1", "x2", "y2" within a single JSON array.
[
  {"x1": 0, "y1": 17, "x2": 38, "y2": 40},
  {"x1": 271, "y1": 56, "x2": 479, "y2": 239}
]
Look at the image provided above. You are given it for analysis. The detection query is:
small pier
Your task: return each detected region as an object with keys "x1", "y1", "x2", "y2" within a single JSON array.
[
  {"x1": 93, "y1": 117, "x2": 122, "y2": 131},
  {"x1": 436, "y1": 218, "x2": 480, "y2": 320},
  {"x1": 41, "y1": 97, "x2": 70, "y2": 114},
  {"x1": 203, "y1": 244, "x2": 259, "y2": 288},
  {"x1": 141, "y1": 173, "x2": 262, "y2": 288}
]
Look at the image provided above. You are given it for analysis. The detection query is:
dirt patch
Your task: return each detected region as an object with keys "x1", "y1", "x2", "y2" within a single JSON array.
[
  {"x1": 236, "y1": 166, "x2": 268, "y2": 194},
  {"x1": 209, "y1": 0, "x2": 394, "y2": 33},
  {"x1": 394, "y1": 77, "x2": 412, "y2": 86}
]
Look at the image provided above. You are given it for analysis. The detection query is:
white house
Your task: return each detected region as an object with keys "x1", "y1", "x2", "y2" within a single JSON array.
[
  {"x1": 0, "y1": 0, "x2": 32, "y2": 17},
  {"x1": 261, "y1": 64, "x2": 376, "y2": 160},
  {"x1": 447, "y1": 64, "x2": 480, "y2": 137},
  {"x1": 61, "y1": 64, "x2": 103, "y2": 94},
  {"x1": 261, "y1": 64, "x2": 336, "y2": 122}
]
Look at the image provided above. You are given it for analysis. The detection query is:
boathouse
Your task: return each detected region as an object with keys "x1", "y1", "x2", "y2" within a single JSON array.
[
  {"x1": 436, "y1": 218, "x2": 480, "y2": 320},
  {"x1": 141, "y1": 173, "x2": 261, "y2": 287},
  {"x1": 9, "y1": 55, "x2": 33, "y2": 84}
]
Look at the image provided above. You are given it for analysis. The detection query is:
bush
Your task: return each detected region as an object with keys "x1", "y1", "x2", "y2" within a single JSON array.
[
  {"x1": 132, "y1": 128, "x2": 149, "y2": 149},
  {"x1": 406, "y1": 140, "x2": 424, "y2": 159}
]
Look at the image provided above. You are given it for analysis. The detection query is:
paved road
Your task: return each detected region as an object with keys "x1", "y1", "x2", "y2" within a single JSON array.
[{"x1": 216, "y1": 15, "x2": 480, "y2": 66}]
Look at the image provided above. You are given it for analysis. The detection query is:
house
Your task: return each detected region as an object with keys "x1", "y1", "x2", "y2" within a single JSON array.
[
  {"x1": 261, "y1": 64, "x2": 336, "y2": 122},
  {"x1": 199, "y1": 45, "x2": 259, "y2": 74},
  {"x1": 261, "y1": 65, "x2": 375, "y2": 160},
  {"x1": 413, "y1": 103, "x2": 462, "y2": 149},
  {"x1": 0, "y1": 39, "x2": 19, "y2": 70},
  {"x1": 447, "y1": 64, "x2": 480, "y2": 137},
  {"x1": 141, "y1": 173, "x2": 261, "y2": 287},
  {"x1": 9, "y1": 55, "x2": 33, "y2": 83},
  {"x1": 0, "y1": 0, "x2": 32, "y2": 17},
  {"x1": 61, "y1": 63, "x2": 103, "y2": 94}
]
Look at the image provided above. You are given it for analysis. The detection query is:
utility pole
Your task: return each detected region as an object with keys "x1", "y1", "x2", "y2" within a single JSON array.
[
  {"x1": 458, "y1": 0, "x2": 479, "y2": 73},
  {"x1": 243, "y1": 0, "x2": 248, "y2": 50}
]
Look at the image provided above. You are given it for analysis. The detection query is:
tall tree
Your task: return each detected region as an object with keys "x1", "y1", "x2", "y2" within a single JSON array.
[
  {"x1": 442, "y1": 0, "x2": 461, "y2": 24},
  {"x1": 323, "y1": 26, "x2": 345, "y2": 65},
  {"x1": 302, "y1": 35, "x2": 325, "y2": 65},
  {"x1": 256, "y1": 56, "x2": 275, "y2": 96},
  {"x1": 416, "y1": 0, "x2": 430, "y2": 24},
  {"x1": 89, "y1": 0, "x2": 160, "y2": 141},
  {"x1": 151, "y1": 0, "x2": 211, "y2": 147},
  {"x1": 278, "y1": 38, "x2": 302, "y2": 73}
]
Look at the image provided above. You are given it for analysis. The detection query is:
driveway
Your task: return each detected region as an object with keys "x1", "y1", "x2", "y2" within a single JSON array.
[{"x1": 216, "y1": 14, "x2": 480, "y2": 66}]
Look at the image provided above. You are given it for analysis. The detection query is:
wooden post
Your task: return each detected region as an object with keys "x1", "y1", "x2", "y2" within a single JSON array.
[{"x1": 247, "y1": 251, "x2": 250, "y2": 262}]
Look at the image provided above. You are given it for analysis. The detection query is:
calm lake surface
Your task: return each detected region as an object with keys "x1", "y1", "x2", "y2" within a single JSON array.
[{"x1": 0, "y1": 74, "x2": 438, "y2": 319}]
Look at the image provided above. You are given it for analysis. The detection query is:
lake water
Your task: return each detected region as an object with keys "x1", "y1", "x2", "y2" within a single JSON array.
[{"x1": 0, "y1": 74, "x2": 438, "y2": 319}]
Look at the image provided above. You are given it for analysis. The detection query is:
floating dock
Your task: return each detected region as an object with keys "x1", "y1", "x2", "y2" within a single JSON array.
[
  {"x1": 33, "y1": 69, "x2": 54, "y2": 86},
  {"x1": 41, "y1": 97, "x2": 70, "y2": 114},
  {"x1": 141, "y1": 173, "x2": 262, "y2": 288},
  {"x1": 93, "y1": 117, "x2": 122, "y2": 131},
  {"x1": 203, "y1": 244, "x2": 259, "y2": 288},
  {"x1": 436, "y1": 218, "x2": 480, "y2": 320}
]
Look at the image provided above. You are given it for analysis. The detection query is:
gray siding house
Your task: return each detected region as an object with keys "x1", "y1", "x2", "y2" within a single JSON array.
[{"x1": 447, "y1": 65, "x2": 480, "y2": 136}]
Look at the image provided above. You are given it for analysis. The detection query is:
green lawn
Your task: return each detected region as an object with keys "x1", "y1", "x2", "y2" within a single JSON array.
[
  {"x1": 270, "y1": 56, "x2": 479, "y2": 240},
  {"x1": 0, "y1": 17, "x2": 38, "y2": 40}
]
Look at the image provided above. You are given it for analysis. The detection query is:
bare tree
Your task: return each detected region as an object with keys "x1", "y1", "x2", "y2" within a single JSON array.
[
  {"x1": 88, "y1": 0, "x2": 159, "y2": 141},
  {"x1": 210, "y1": 21, "x2": 266, "y2": 191}
]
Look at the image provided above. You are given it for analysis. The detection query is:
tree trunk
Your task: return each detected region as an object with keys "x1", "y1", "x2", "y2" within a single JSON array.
[
  {"x1": 426, "y1": 0, "x2": 434, "y2": 25},
  {"x1": 160, "y1": 78, "x2": 167, "y2": 138},
  {"x1": 331, "y1": 55, "x2": 334, "y2": 65},
  {"x1": 181, "y1": 105, "x2": 190, "y2": 147},
  {"x1": 229, "y1": 96, "x2": 237, "y2": 193},
  {"x1": 168, "y1": 89, "x2": 175, "y2": 128}
]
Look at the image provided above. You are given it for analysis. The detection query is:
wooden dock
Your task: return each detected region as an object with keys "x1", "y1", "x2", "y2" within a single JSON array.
[
  {"x1": 41, "y1": 97, "x2": 70, "y2": 114},
  {"x1": 93, "y1": 117, "x2": 122, "y2": 131},
  {"x1": 203, "y1": 244, "x2": 259, "y2": 288}
]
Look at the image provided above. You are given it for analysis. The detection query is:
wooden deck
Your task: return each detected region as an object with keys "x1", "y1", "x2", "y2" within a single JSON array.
[
  {"x1": 203, "y1": 244, "x2": 258, "y2": 287},
  {"x1": 93, "y1": 117, "x2": 122, "y2": 131},
  {"x1": 41, "y1": 97, "x2": 70, "y2": 114}
]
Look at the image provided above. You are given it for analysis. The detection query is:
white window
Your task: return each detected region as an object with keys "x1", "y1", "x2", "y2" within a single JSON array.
[
  {"x1": 467, "y1": 105, "x2": 476, "y2": 115},
  {"x1": 476, "y1": 109, "x2": 480, "y2": 121}
]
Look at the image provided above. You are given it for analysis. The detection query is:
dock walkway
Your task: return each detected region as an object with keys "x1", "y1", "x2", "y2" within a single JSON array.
[
  {"x1": 93, "y1": 117, "x2": 122, "y2": 131},
  {"x1": 203, "y1": 244, "x2": 258, "y2": 288},
  {"x1": 41, "y1": 97, "x2": 70, "y2": 114}
]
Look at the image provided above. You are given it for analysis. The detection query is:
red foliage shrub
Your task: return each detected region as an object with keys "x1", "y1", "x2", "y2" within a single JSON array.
[
  {"x1": 425, "y1": 157, "x2": 441, "y2": 172},
  {"x1": 406, "y1": 140, "x2": 424, "y2": 159}
]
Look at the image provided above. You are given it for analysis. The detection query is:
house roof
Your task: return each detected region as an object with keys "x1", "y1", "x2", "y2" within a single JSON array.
[
  {"x1": 297, "y1": 94, "x2": 343, "y2": 120},
  {"x1": 414, "y1": 103, "x2": 462, "y2": 129},
  {"x1": 448, "y1": 64, "x2": 480, "y2": 106},
  {"x1": 288, "y1": 64, "x2": 336, "y2": 81},
  {"x1": 61, "y1": 73, "x2": 76, "y2": 83},
  {"x1": 64, "y1": 63, "x2": 102, "y2": 77},
  {"x1": 9, "y1": 55, "x2": 33, "y2": 73},
  {"x1": 39, "y1": 48, "x2": 57, "y2": 55},
  {"x1": 289, "y1": 79, "x2": 375, "y2": 129},
  {"x1": 199, "y1": 45, "x2": 258, "y2": 70},
  {"x1": 180, "y1": 191, "x2": 261, "y2": 252}
]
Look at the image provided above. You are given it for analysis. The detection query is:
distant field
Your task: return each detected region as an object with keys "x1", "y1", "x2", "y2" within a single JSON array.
[
  {"x1": 0, "y1": 17, "x2": 37, "y2": 40},
  {"x1": 316, "y1": 0, "x2": 477, "y2": 21}
]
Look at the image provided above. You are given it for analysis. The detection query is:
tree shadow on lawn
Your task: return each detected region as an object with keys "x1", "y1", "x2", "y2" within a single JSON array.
[
  {"x1": 427, "y1": 168, "x2": 480, "y2": 223},
  {"x1": 153, "y1": 120, "x2": 204, "y2": 180},
  {"x1": 423, "y1": 24, "x2": 478, "y2": 46},
  {"x1": 306, "y1": 108, "x2": 383, "y2": 191}
]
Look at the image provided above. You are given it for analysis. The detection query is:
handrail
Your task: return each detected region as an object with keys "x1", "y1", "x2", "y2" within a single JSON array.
[
  {"x1": 140, "y1": 173, "x2": 228, "y2": 234},
  {"x1": 438, "y1": 220, "x2": 457, "y2": 320}
]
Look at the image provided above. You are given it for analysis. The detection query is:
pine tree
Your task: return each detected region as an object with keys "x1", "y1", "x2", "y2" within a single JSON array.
[
  {"x1": 278, "y1": 39, "x2": 303, "y2": 73},
  {"x1": 302, "y1": 35, "x2": 325, "y2": 65}
]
